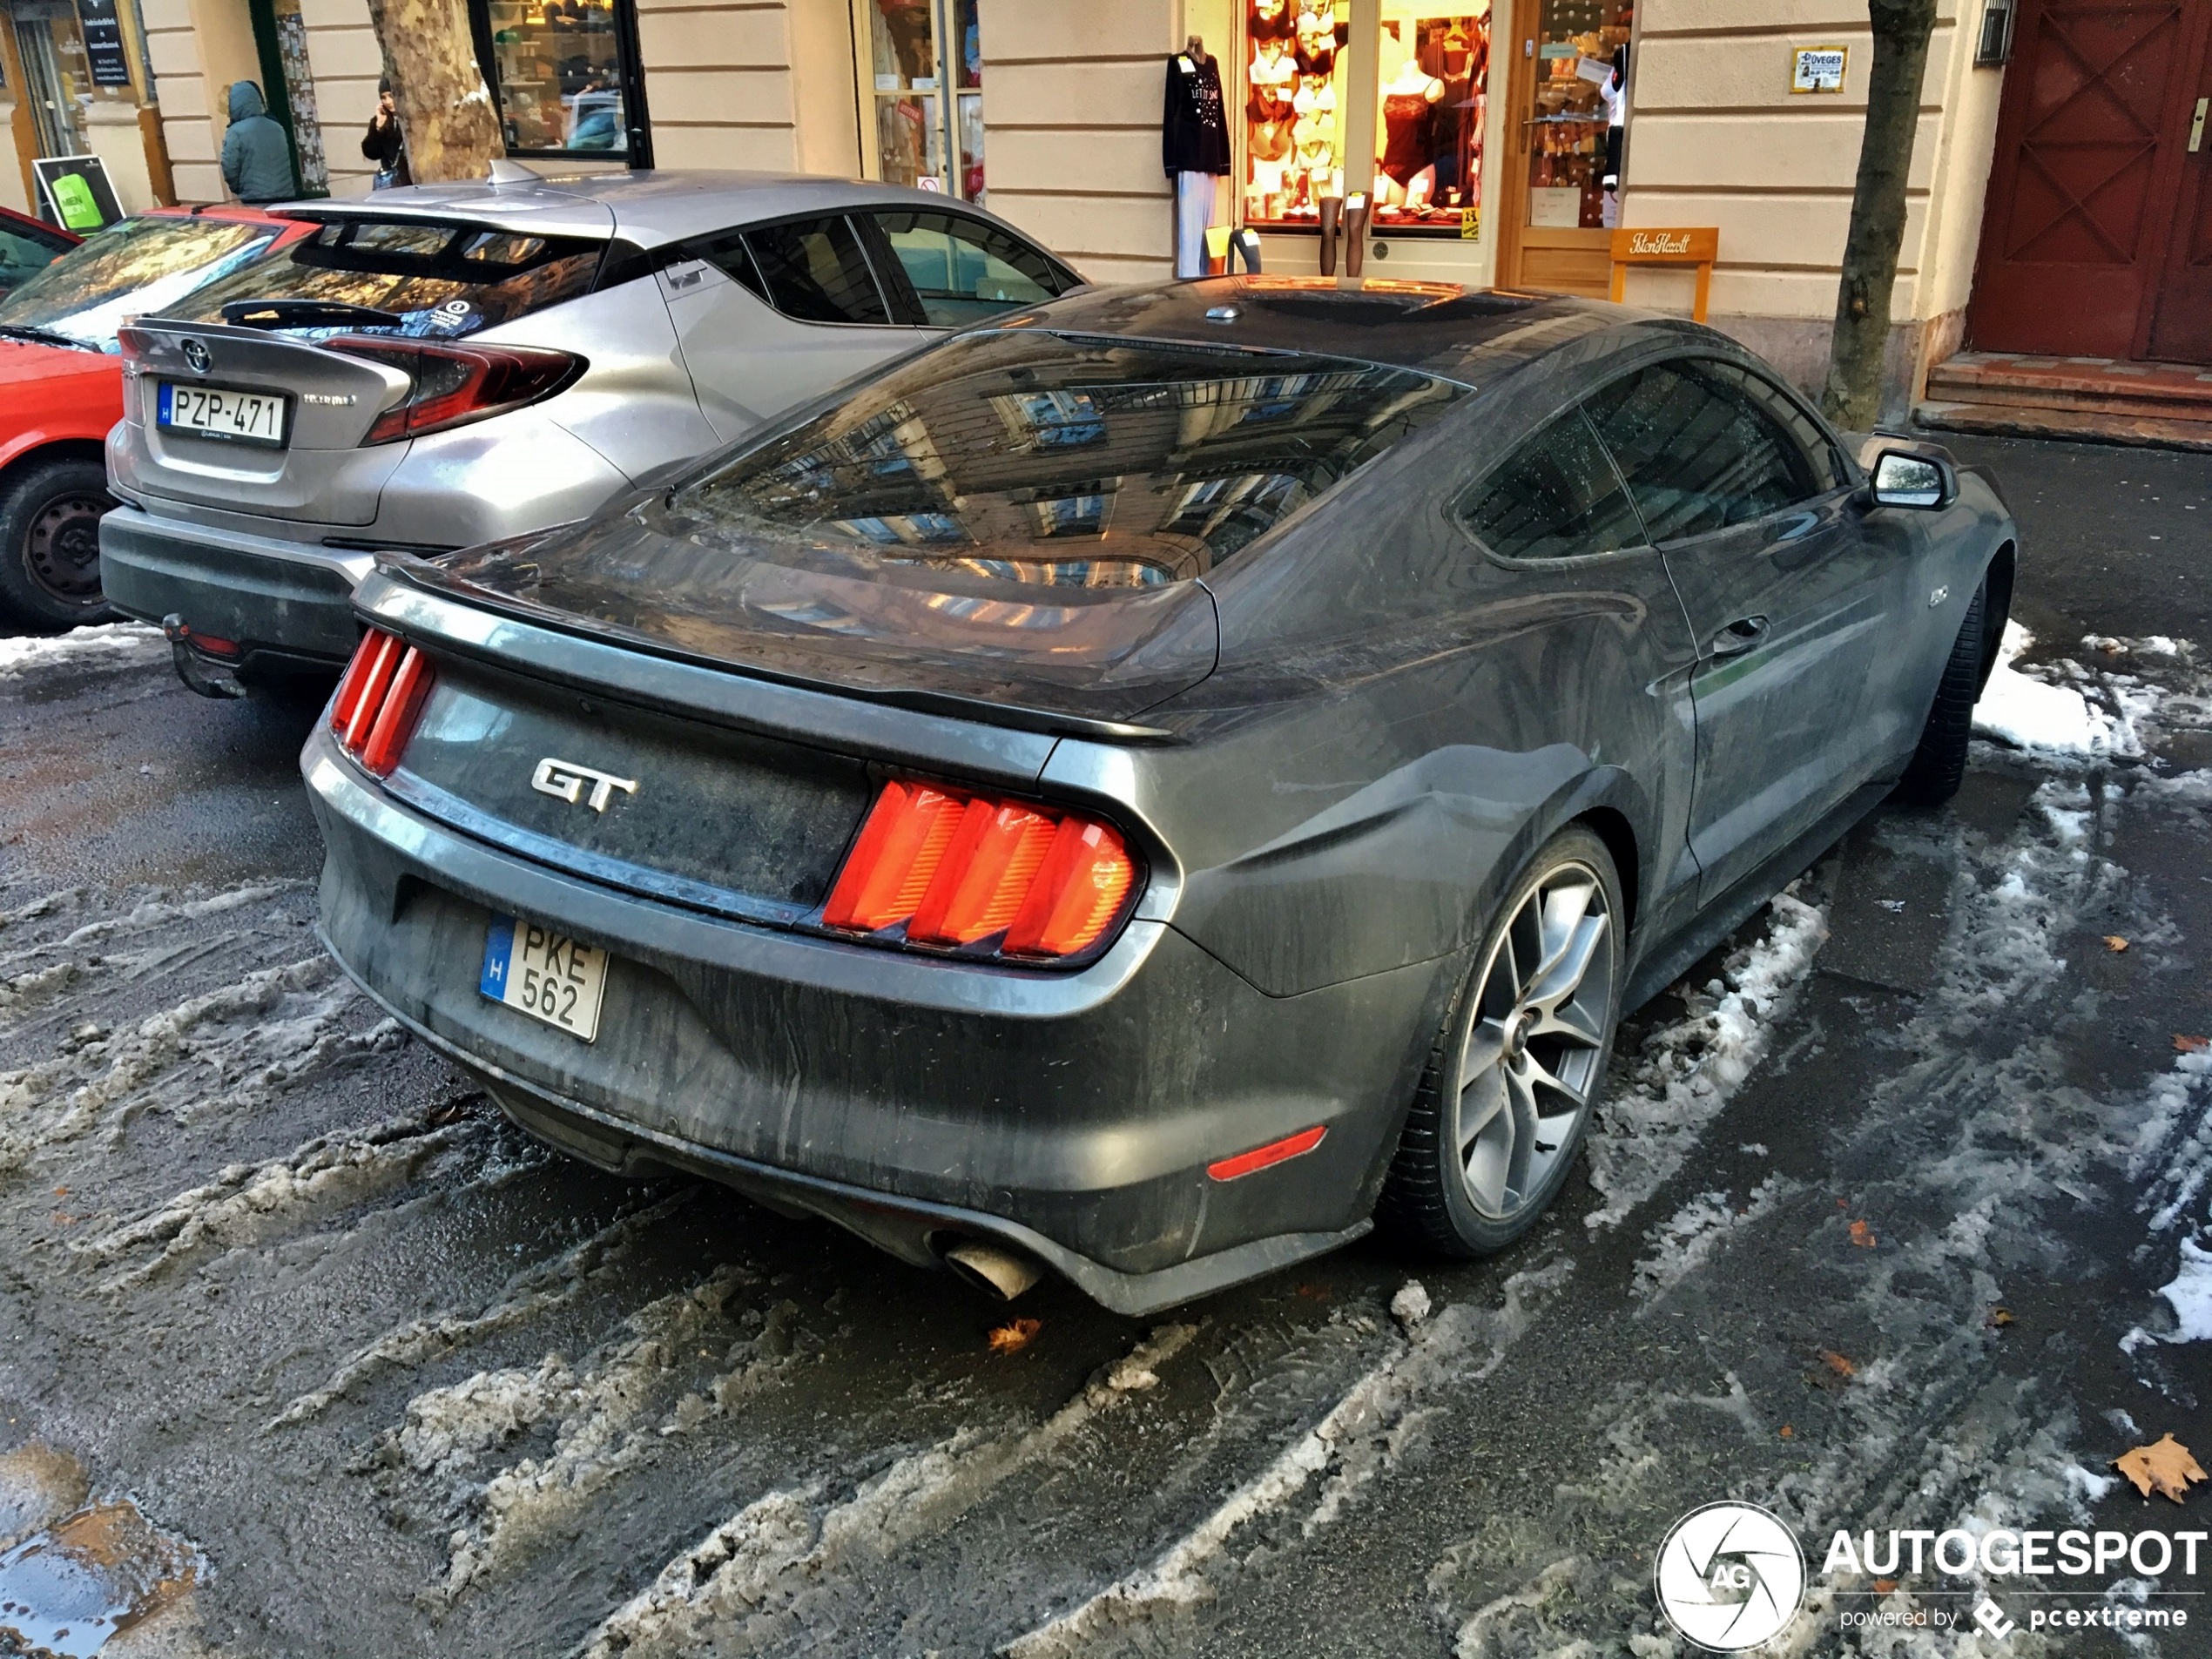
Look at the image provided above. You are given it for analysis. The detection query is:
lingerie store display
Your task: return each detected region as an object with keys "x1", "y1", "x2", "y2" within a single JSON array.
[
  {"x1": 1524, "y1": 0, "x2": 1632, "y2": 231},
  {"x1": 1368, "y1": 8, "x2": 1489, "y2": 237},
  {"x1": 1242, "y1": 0, "x2": 1347, "y2": 230}
]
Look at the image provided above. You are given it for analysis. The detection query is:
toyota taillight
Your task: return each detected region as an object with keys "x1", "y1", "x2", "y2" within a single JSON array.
[
  {"x1": 327, "y1": 336, "x2": 583, "y2": 444},
  {"x1": 330, "y1": 627, "x2": 434, "y2": 777},
  {"x1": 822, "y1": 780, "x2": 1137, "y2": 961}
]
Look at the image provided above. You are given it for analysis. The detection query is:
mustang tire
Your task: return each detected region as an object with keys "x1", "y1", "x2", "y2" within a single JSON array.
[
  {"x1": 0, "y1": 457, "x2": 116, "y2": 630},
  {"x1": 1891, "y1": 579, "x2": 1989, "y2": 807},
  {"x1": 1379, "y1": 825, "x2": 1624, "y2": 1258}
]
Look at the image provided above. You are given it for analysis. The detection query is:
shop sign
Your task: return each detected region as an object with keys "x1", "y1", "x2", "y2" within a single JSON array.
[
  {"x1": 74, "y1": 0, "x2": 132, "y2": 86},
  {"x1": 32, "y1": 154, "x2": 123, "y2": 232},
  {"x1": 1791, "y1": 45, "x2": 1847, "y2": 94},
  {"x1": 1460, "y1": 205, "x2": 1480, "y2": 241}
]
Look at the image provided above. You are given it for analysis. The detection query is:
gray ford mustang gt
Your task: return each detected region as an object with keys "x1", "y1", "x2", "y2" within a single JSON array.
[{"x1": 303, "y1": 277, "x2": 2016, "y2": 1316}]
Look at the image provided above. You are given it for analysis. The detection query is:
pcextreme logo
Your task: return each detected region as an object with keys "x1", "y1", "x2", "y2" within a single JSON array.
[{"x1": 1656, "y1": 1502, "x2": 2202, "y2": 1649}]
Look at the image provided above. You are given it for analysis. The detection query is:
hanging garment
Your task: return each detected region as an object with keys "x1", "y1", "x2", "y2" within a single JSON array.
[
  {"x1": 1249, "y1": 0, "x2": 1296, "y2": 44},
  {"x1": 1379, "y1": 91, "x2": 1435, "y2": 186},
  {"x1": 1250, "y1": 43, "x2": 1297, "y2": 99},
  {"x1": 1176, "y1": 171, "x2": 1217, "y2": 278},
  {"x1": 1163, "y1": 53, "x2": 1231, "y2": 176}
]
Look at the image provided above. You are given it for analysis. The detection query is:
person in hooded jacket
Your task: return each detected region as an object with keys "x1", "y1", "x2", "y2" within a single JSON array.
[{"x1": 220, "y1": 83, "x2": 296, "y2": 204}]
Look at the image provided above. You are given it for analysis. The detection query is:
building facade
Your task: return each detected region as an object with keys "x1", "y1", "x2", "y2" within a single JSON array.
[{"x1": 4, "y1": 0, "x2": 2207, "y2": 416}]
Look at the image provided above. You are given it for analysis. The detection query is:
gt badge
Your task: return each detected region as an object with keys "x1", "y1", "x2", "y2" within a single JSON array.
[{"x1": 531, "y1": 757, "x2": 638, "y2": 813}]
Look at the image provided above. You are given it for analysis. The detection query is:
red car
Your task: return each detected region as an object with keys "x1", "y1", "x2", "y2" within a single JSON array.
[{"x1": 0, "y1": 206, "x2": 307, "y2": 630}]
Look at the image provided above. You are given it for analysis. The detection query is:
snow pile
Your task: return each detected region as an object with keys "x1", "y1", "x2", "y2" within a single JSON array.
[
  {"x1": 2149, "y1": 1239, "x2": 2212, "y2": 1346},
  {"x1": 1973, "y1": 623, "x2": 2175, "y2": 758},
  {"x1": 1583, "y1": 887, "x2": 1828, "y2": 1231},
  {"x1": 0, "y1": 622, "x2": 163, "y2": 681}
]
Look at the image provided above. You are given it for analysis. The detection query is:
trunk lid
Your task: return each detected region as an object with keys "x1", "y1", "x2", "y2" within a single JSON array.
[
  {"x1": 120, "y1": 320, "x2": 411, "y2": 525},
  {"x1": 415, "y1": 509, "x2": 1221, "y2": 727}
]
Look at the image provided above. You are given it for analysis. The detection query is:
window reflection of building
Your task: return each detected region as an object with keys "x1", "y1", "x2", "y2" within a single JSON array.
[
  {"x1": 479, "y1": 0, "x2": 636, "y2": 158},
  {"x1": 698, "y1": 337, "x2": 1466, "y2": 591},
  {"x1": 862, "y1": 0, "x2": 983, "y2": 202}
]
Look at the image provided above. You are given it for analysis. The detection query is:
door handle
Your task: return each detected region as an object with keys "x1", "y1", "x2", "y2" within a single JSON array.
[
  {"x1": 2191, "y1": 97, "x2": 2209, "y2": 153},
  {"x1": 1710, "y1": 615, "x2": 1769, "y2": 657}
]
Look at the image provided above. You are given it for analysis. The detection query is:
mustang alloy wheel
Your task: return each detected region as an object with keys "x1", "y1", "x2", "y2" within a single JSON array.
[{"x1": 1379, "y1": 826, "x2": 1623, "y2": 1256}]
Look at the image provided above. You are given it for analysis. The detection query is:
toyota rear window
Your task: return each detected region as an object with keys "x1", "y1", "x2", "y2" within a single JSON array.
[
  {"x1": 161, "y1": 218, "x2": 607, "y2": 341},
  {"x1": 643, "y1": 329, "x2": 1467, "y2": 587}
]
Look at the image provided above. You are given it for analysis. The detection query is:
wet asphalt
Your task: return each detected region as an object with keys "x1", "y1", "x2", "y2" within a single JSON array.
[{"x1": 0, "y1": 431, "x2": 2209, "y2": 1658}]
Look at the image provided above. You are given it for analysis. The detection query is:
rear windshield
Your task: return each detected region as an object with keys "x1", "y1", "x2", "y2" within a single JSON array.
[
  {"x1": 162, "y1": 218, "x2": 606, "y2": 340},
  {"x1": 0, "y1": 217, "x2": 284, "y2": 352},
  {"x1": 649, "y1": 329, "x2": 1467, "y2": 588}
]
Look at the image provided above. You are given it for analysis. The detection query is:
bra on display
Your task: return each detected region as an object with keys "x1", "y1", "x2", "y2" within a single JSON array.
[
  {"x1": 1250, "y1": 44, "x2": 1297, "y2": 94},
  {"x1": 1248, "y1": 0, "x2": 1295, "y2": 43}
]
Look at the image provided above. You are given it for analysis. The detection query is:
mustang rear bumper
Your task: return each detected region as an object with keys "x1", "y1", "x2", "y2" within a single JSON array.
[{"x1": 303, "y1": 731, "x2": 1444, "y2": 1314}]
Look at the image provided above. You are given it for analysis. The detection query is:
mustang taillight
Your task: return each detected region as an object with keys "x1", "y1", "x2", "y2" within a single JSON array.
[
  {"x1": 330, "y1": 626, "x2": 435, "y2": 777},
  {"x1": 326, "y1": 335, "x2": 583, "y2": 444},
  {"x1": 822, "y1": 780, "x2": 1137, "y2": 961}
]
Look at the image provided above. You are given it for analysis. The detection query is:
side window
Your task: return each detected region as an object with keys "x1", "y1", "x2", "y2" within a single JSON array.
[
  {"x1": 1460, "y1": 407, "x2": 1649, "y2": 563},
  {"x1": 1703, "y1": 360, "x2": 1845, "y2": 495},
  {"x1": 738, "y1": 216, "x2": 891, "y2": 326},
  {"x1": 1586, "y1": 360, "x2": 1823, "y2": 542},
  {"x1": 864, "y1": 210, "x2": 1063, "y2": 328},
  {"x1": 689, "y1": 229, "x2": 771, "y2": 305},
  {"x1": 0, "y1": 226, "x2": 64, "y2": 298}
]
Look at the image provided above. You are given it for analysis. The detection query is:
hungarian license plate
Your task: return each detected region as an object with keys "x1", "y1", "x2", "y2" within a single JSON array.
[
  {"x1": 156, "y1": 380, "x2": 289, "y2": 447},
  {"x1": 479, "y1": 914, "x2": 608, "y2": 1042}
]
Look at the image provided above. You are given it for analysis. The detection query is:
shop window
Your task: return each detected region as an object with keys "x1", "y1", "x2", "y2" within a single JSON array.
[
  {"x1": 1243, "y1": 0, "x2": 1347, "y2": 228},
  {"x1": 1371, "y1": 3, "x2": 1491, "y2": 236},
  {"x1": 862, "y1": 0, "x2": 983, "y2": 201},
  {"x1": 11, "y1": 0, "x2": 152, "y2": 163},
  {"x1": 1524, "y1": 0, "x2": 1631, "y2": 231},
  {"x1": 478, "y1": 0, "x2": 642, "y2": 160}
]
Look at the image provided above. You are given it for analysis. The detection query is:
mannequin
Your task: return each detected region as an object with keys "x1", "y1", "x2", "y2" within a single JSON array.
[
  {"x1": 1164, "y1": 35, "x2": 1230, "y2": 278},
  {"x1": 1372, "y1": 48, "x2": 1445, "y2": 210}
]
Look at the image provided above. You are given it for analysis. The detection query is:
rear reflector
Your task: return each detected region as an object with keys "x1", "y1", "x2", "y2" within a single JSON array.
[
  {"x1": 1207, "y1": 1126, "x2": 1327, "y2": 1183},
  {"x1": 330, "y1": 626, "x2": 434, "y2": 778},
  {"x1": 823, "y1": 780, "x2": 1137, "y2": 961}
]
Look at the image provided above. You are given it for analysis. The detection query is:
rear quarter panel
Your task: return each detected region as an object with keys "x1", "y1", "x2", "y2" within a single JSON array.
[{"x1": 1095, "y1": 361, "x2": 1700, "y2": 1005}]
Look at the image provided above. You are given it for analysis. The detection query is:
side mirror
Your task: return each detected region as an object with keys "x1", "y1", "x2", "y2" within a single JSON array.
[{"x1": 1867, "y1": 449, "x2": 1952, "y2": 509}]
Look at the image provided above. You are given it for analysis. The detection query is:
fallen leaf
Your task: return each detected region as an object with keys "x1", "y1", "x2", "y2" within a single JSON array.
[
  {"x1": 1873, "y1": 1579, "x2": 1898, "y2": 1595},
  {"x1": 1778, "y1": 1424, "x2": 1793, "y2": 1440},
  {"x1": 987, "y1": 1318, "x2": 1042, "y2": 1355},
  {"x1": 2177, "y1": 1035, "x2": 2210, "y2": 1055},
  {"x1": 1836, "y1": 1198, "x2": 1850, "y2": 1210},
  {"x1": 1820, "y1": 1349, "x2": 1857, "y2": 1379},
  {"x1": 2114, "y1": 1434, "x2": 2208, "y2": 1503},
  {"x1": 1988, "y1": 1307, "x2": 2014, "y2": 1328},
  {"x1": 1295, "y1": 1283, "x2": 1331, "y2": 1301},
  {"x1": 2104, "y1": 935, "x2": 2130, "y2": 953},
  {"x1": 51, "y1": 1187, "x2": 65, "y2": 1198},
  {"x1": 1848, "y1": 1219, "x2": 1878, "y2": 1249}
]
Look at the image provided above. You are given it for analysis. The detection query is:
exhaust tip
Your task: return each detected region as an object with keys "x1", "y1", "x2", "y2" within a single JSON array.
[{"x1": 943, "y1": 1239, "x2": 1044, "y2": 1302}]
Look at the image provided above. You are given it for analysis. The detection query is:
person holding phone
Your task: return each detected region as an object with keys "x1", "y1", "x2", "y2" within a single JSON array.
[{"x1": 362, "y1": 78, "x2": 409, "y2": 189}]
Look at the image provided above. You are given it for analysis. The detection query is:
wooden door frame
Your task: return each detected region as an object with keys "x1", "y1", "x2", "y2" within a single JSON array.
[{"x1": 1494, "y1": 0, "x2": 1532, "y2": 286}]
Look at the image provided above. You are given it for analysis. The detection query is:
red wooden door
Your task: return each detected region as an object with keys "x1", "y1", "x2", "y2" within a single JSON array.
[
  {"x1": 2147, "y1": 42, "x2": 2212, "y2": 360},
  {"x1": 1969, "y1": 0, "x2": 2210, "y2": 360}
]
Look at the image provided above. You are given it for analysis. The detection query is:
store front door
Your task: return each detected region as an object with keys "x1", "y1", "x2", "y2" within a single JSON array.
[
  {"x1": 1495, "y1": 0, "x2": 1631, "y2": 295},
  {"x1": 1970, "y1": 0, "x2": 2212, "y2": 364}
]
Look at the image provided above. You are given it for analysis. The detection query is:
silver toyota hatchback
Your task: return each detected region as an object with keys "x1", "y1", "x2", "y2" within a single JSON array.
[{"x1": 98, "y1": 169, "x2": 1084, "y2": 691}]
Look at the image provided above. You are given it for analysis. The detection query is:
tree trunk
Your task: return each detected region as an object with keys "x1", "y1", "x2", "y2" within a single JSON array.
[
  {"x1": 1819, "y1": 0, "x2": 1938, "y2": 429},
  {"x1": 363, "y1": 0, "x2": 503, "y2": 185}
]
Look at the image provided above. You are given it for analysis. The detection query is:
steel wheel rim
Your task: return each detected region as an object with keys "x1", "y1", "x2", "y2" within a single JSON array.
[
  {"x1": 1452, "y1": 859, "x2": 1615, "y2": 1223},
  {"x1": 25, "y1": 492, "x2": 108, "y2": 603}
]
